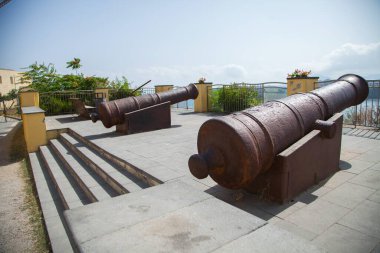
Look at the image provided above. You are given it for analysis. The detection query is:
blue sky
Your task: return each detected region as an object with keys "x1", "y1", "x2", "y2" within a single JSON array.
[{"x1": 1, "y1": 0, "x2": 379, "y2": 87}]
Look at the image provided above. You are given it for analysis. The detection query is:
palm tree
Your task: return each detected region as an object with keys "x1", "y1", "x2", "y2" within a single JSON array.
[{"x1": 66, "y1": 58, "x2": 82, "y2": 74}]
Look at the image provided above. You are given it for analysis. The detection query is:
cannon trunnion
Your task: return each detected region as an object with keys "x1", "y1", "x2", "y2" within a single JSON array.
[{"x1": 189, "y1": 74, "x2": 369, "y2": 202}]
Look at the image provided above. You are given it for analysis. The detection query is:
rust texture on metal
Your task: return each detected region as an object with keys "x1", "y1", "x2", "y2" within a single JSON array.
[
  {"x1": 115, "y1": 101, "x2": 171, "y2": 134},
  {"x1": 92, "y1": 84, "x2": 199, "y2": 128},
  {"x1": 188, "y1": 74, "x2": 369, "y2": 190}
]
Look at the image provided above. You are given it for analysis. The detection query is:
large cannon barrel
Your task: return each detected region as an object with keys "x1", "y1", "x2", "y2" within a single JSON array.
[
  {"x1": 188, "y1": 74, "x2": 369, "y2": 189},
  {"x1": 92, "y1": 84, "x2": 199, "y2": 128}
]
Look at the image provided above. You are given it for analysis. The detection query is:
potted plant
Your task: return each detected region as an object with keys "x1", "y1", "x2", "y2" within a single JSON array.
[{"x1": 287, "y1": 69, "x2": 319, "y2": 96}]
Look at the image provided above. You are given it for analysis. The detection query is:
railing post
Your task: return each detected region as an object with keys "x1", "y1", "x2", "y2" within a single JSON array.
[
  {"x1": 95, "y1": 88, "x2": 109, "y2": 101},
  {"x1": 194, "y1": 82, "x2": 212, "y2": 113},
  {"x1": 155, "y1": 85, "x2": 173, "y2": 93},
  {"x1": 19, "y1": 90, "x2": 39, "y2": 107},
  {"x1": 287, "y1": 77, "x2": 319, "y2": 96},
  {"x1": 21, "y1": 106, "x2": 47, "y2": 152}
]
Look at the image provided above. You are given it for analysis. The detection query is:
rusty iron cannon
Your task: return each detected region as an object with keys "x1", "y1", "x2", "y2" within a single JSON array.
[
  {"x1": 91, "y1": 84, "x2": 198, "y2": 133},
  {"x1": 188, "y1": 74, "x2": 369, "y2": 202}
]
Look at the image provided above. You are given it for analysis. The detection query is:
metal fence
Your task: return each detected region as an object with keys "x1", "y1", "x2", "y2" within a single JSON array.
[
  {"x1": 109, "y1": 87, "x2": 156, "y2": 100},
  {"x1": 32, "y1": 79, "x2": 380, "y2": 128},
  {"x1": 39, "y1": 87, "x2": 194, "y2": 116},
  {"x1": 171, "y1": 86, "x2": 193, "y2": 110},
  {"x1": 314, "y1": 80, "x2": 380, "y2": 128},
  {"x1": 207, "y1": 82, "x2": 287, "y2": 113},
  {"x1": 39, "y1": 90, "x2": 104, "y2": 116}
]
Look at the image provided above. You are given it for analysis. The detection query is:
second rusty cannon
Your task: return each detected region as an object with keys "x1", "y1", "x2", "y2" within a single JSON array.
[
  {"x1": 188, "y1": 74, "x2": 368, "y2": 202},
  {"x1": 91, "y1": 84, "x2": 198, "y2": 133}
]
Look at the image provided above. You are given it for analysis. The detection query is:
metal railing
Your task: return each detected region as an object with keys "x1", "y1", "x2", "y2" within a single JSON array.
[
  {"x1": 314, "y1": 80, "x2": 380, "y2": 128},
  {"x1": 207, "y1": 79, "x2": 379, "y2": 129},
  {"x1": 109, "y1": 87, "x2": 156, "y2": 100},
  {"x1": 39, "y1": 90, "x2": 104, "y2": 116},
  {"x1": 170, "y1": 86, "x2": 193, "y2": 110},
  {"x1": 207, "y1": 82, "x2": 287, "y2": 113}
]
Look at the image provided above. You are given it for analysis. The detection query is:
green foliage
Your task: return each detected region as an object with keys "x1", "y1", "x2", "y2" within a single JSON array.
[
  {"x1": 21, "y1": 61, "x2": 110, "y2": 92},
  {"x1": 1, "y1": 89, "x2": 19, "y2": 113},
  {"x1": 21, "y1": 63, "x2": 61, "y2": 92},
  {"x1": 109, "y1": 76, "x2": 137, "y2": 99},
  {"x1": 211, "y1": 84, "x2": 260, "y2": 112},
  {"x1": 81, "y1": 76, "x2": 108, "y2": 90},
  {"x1": 0, "y1": 89, "x2": 18, "y2": 102},
  {"x1": 109, "y1": 76, "x2": 130, "y2": 91},
  {"x1": 66, "y1": 58, "x2": 82, "y2": 70},
  {"x1": 40, "y1": 96, "x2": 72, "y2": 115}
]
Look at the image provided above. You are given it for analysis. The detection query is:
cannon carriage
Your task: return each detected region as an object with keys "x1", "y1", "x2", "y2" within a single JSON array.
[{"x1": 188, "y1": 74, "x2": 369, "y2": 202}]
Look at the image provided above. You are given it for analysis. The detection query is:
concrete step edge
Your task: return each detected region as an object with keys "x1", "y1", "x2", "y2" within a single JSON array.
[
  {"x1": 49, "y1": 138, "x2": 111, "y2": 203},
  {"x1": 39, "y1": 146, "x2": 84, "y2": 210},
  {"x1": 59, "y1": 133, "x2": 129, "y2": 195},
  {"x1": 68, "y1": 128, "x2": 163, "y2": 186},
  {"x1": 28, "y1": 152, "x2": 75, "y2": 253},
  {"x1": 61, "y1": 132, "x2": 147, "y2": 193}
]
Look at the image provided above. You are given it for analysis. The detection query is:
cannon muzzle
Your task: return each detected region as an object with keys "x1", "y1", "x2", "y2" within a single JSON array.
[
  {"x1": 95, "y1": 84, "x2": 198, "y2": 128},
  {"x1": 189, "y1": 74, "x2": 368, "y2": 189}
]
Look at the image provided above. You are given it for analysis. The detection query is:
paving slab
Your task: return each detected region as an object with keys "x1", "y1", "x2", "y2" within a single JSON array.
[
  {"x1": 368, "y1": 190, "x2": 380, "y2": 204},
  {"x1": 349, "y1": 169, "x2": 380, "y2": 190},
  {"x1": 339, "y1": 159, "x2": 376, "y2": 174},
  {"x1": 320, "y1": 171, "x2": 356, "y2": 189},
  {"x1": 369, "y1": 162, "x2": 380, "y2": 171},
  {"x1": 213, "y1": 224, "x2": 324, "y2": 253},
  {"x1": 340, "y1": 151, "x2": 361, "y2": 161},
  {"x1": 313, "y1": 224, "x2": 378, "y2": 253},
  {"x1": 274, "y1": 220, "x2": 318, "y2": 241},
  {"x1": 285, "y1": 199, "x2": 350, "y2": 235},
  {"x1": 321, "y1": 182, "x2": 375, "y2": 209},
  {"x1": 372, "y1": 243, "x2": 380, "y2": 253},
  {"x1": 338, "y1": 200, "x2": 380, "y2": 239},
  {"x1": 80, "y1": 197, "x2": 266, "y2": 253},
  {"x1": 65, "y1": 180, "x2": 216, "y2": 245},
  {"x1": 355, "y1": 151, "x2": 380, "y2": 163}
]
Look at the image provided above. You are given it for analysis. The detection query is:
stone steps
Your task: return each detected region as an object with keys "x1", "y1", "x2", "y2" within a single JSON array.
[
  {"x1": 59, "y1": 133, "x2": 148, "y2": 194},
  {"x1": 68, "y1": 129, "x2": 162, "y2": 186},
  {"x1": 49, "y1": 138, "x2": 114, "y2": 202},
  {"x1": 39, "y1": 145, "x2": 87, "y2": 210},
  {"x1": 29, "y1": 152, "x2": 74, "y2": 253},
  {"x1": 29, "y1": 129, "x2": 161, "y2": 252}
]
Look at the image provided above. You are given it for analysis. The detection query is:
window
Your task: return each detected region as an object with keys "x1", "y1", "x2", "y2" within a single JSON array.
[
  {"x1": 10, "y1": 76, "x2": 14, "y2": 84},
  {"x1": 0, "y1": 76, "x2": 2, "y2": 84}
]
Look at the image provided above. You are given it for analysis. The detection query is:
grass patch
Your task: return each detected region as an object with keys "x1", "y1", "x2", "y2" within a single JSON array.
[{"x1": 20, "y1": 159, "x2": 50, "y2": 253}]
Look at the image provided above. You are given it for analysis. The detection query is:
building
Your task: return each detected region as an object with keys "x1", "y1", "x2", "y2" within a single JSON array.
[{"x1": 0, "y1": 68, "x2": 30, "y2": 109}]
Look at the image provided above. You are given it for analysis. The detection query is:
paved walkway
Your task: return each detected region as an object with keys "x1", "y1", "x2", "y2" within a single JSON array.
[{"x1": 46, "y1": 110, "x2": 380, "y2": 253}]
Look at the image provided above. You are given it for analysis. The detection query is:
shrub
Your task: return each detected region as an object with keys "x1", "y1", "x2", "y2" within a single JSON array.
[
  {"x1": 40, "y1": 96, "x2": 73, "y2": 115},
  {"x1": 211, "y1": 84, "x2": 260, "y2": 112}
]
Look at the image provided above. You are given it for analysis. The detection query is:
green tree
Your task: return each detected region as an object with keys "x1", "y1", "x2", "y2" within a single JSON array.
[
  {"x1": 0, "y1": 89, "x2": 18, "y2": 121},
  {"x1": 108, "y1": 76, "x2": 136, "y2": 99},
  {"x1": 66, "y1": 58, "x2": 82, "y2": 74},
  {"x1": 21, "y1": 62, "x2": 61, "y2": 92}
]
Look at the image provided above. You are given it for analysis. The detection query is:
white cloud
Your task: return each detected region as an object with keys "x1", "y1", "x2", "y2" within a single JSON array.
[
  {"x1": 310, "y1": 42, "x2": 380, "y2": 79},
  {"x1": 132, "y1": 64, "x2": 248, "y2": 86}
]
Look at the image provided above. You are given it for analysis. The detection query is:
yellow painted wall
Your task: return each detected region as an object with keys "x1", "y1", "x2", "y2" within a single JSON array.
[
  {"x1": 155, "y1": 85, "x2": 173, "y2": 93},
  {"x1": 287, "y1": 77, "x2": 319, "y2": 96},
  {"x1": 95, "y1": 88, "x2": 109, "y2": 101},
  {"x1": 22, "y1": 108, "x2": 47, "y2": 153},
  {"x1": 194, "y1": 83, "x2": 212, "y2": 113},
  {"x1": 19, "y1": 91, "x2": 39, "y2": 107}
]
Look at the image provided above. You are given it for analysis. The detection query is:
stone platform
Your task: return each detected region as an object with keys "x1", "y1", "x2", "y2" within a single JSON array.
[{"x1": 43, "y1": 109, "x2": 380, "y2": 253}]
